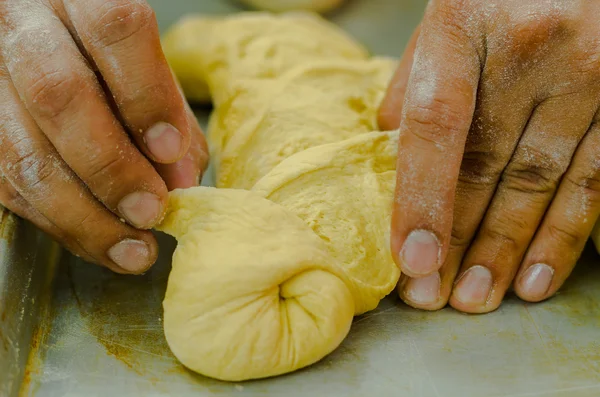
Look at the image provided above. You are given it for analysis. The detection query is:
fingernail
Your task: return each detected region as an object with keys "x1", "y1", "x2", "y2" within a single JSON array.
[
  {"x1": 118, "y1": 192, "x2": 163, "y2": 229},
  {"x1": 144, "y1": 122, "x2": 183, "y2": 163},
  {"x1": 453, "y1": 265, "x2": 493, "y2": 305},
  {"x1": 108, "y1": 239, "x2": 153, "y2": 273},
  {"x1": 400, "y1": 230, "x2": 440, "y2": 276},
  {"x1": 405, "y1": 272, "x2": 441, "y2": 305},
  {"x1": 519, "y1": 263, "x2": 554, "y2": 298}
]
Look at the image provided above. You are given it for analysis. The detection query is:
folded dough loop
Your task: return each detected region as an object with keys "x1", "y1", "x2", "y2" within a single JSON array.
[
  {"x1": 253, "y1": 130, "x2": 400, "y2": 314},
  {"x1": 157, "y1": 188, "x2": 355, "y2": 381}
]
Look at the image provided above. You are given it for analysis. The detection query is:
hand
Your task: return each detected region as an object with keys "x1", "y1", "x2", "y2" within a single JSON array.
[
  {"x1": 0, "y1": 0, "x2": 209, "y2": 274},
  {"x1": 380, "y1": 0, "x2": 600, "y2": 313}
]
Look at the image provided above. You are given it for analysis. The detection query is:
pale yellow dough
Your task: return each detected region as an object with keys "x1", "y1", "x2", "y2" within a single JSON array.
[
  {"x1": 158, "y1": 188, "x2": 355, "y2": 381},
  {"x1": 162, "y1": 12, "x2": 368, "y2": 104},
  {"x1": 158, "y1": 12, "x2": 400, "y2": 381},
  {"x1": 238, "y1": 0, "x2": 345, "y2": 14}
]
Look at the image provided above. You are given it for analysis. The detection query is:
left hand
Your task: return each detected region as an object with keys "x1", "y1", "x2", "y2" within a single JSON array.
[
  {"x1": 0, "y1": 0, "x2": 209, "y2": 274},
  {"x1": 379, "y1": 0, "x2": 600, "y2": 313}
]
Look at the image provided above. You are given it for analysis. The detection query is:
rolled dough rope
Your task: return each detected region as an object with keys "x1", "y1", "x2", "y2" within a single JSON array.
[
  {"x1": 162, "y1": 12, "x2": 367, "y2": 105},
  {"x1": 157, "y1": 12, "x2": 401, "y2": 381}
]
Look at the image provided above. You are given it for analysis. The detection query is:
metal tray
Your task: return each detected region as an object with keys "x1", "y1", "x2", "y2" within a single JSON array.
[{"x1": 2, "y1": 1, "x2": 600, "y2": 396}]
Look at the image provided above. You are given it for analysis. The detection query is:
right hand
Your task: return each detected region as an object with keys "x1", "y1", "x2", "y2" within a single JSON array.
[
  {"x1": 0, "y1": 0, "x2": 209, "y2": 274},
  {"x1": 380, "y1": 0, "x2": 600, "y2": 313}
]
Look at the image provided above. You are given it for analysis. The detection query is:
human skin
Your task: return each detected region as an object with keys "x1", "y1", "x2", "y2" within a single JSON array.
[
  {"x1": 1, "y1": 0, "x2": 598, "y2": 316},
  {"x1": 0, "y1": 0, "x2": 209, "y2": 274},
  {"x1": 380, "y1": 0, "x2": 600, "y2": 313}
]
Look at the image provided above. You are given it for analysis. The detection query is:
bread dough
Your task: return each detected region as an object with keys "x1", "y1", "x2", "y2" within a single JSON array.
[
  {"x1": 252, "y1": 130, "x2": 399, "y2": 315},
  {"x1": 210, "y1": 57, "x2": 397, "y2": 189},
  {"x1": 158, "y1": 188, "x2": 355, "y2": 381},
  {"x1": 162, "y1": 12, "x2": 368, "y2": 105},
  {"x1": 238, "y1": 0, "x2": 345, "y2": 13},
  {"x1": 157, "y1": 12, "x2": 400, "y2": 381}
]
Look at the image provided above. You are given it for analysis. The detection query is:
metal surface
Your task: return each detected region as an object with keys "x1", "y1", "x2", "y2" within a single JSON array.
[
  {"x1": 2, "y1": 1, "x2": 600, "y2": 396},
  {"x1": 0, "y1": 209, "x2": 61, "y2": 397}
]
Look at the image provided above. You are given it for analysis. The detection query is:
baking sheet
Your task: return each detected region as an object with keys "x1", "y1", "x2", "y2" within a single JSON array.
[
  {"x1": 6, "y1": 1, "x2": 600, "y2": 396},
  {"x1": 0, "y1": 210, "x2": 61, "y2": 397}
]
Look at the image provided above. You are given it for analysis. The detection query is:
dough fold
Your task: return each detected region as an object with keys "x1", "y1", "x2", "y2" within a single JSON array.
[
  {"x1": 210, "y1": 57, "x2": 397, "y2": 189},
  {"x1": 158, "y1": 188, "x2": 354, "y2": 381},
  {"x1": 252, "y1": 130, "x2": 400, "y2": 314},
  {"x1": 158, "y1": 12, "x2": 401, "y2": 381}
]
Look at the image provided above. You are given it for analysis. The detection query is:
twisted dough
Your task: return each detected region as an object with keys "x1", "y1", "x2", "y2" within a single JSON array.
[{"x1": 158, "y1": 12, "x2": 401, "y2": 381}]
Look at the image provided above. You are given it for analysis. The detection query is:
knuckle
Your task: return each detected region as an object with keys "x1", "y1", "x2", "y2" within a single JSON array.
[
  {"x1": 86, "y1": 155, "x2": 124, "y2": 182},
  {"x1": 501, "y1": 166, "x2": 556, "y2": 194},
  {"x1": 2, "y1": 27, "x2": 38, "y2": 65},
  {"x1": 70, "y1": 211, "x2": 101, "y2": 242},
  {"x1": 566, "y1": 172, "x2": 600, "y2": 202},
  {"x1": 482, "y1": 225, "x2": 520, "y2": 252},
  {"x1": 546, "y1": 222, "x2": 581, "y2": 247},
  {"x1": 24, "y1": 67, "x2": 84, "y2": 120},
  {"x1": 403, "y1": 97, "x2": 468, "y2": 148},
  {"x1": 84, "y1": 156, "x2": 129, "y2": 202},
  {"x1": 11, "y1": 150, "x2": 58, "y2": 191},
  {"x1": 450, "y1": 225, "x2": 472, "y2": 249},
  {"x1": 459, "y1": 150, "x2": 505, "y2": 187},
  {"x1": 507, "y1": 10, "x2": 571, "y2": 52},
  {"x1": 89, "y1": 1, "x2": 156, "y2": 48},
  {"x1": 118, "y1": 81, "x2": 172, "y2": 113},
  {"x1": 572, "y1": 43, "x2": 600, "y2": 80},
  {"x1": 427, "y1": 1, "x2": 481, "y2": 58},
  {"x1": 502, "y1": 145, "x2": 566, "y2": 194}
]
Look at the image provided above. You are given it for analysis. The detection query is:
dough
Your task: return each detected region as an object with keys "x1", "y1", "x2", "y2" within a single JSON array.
[
  {"x1": 158, "y1": 188, "x2": 355, "y2": 381},
  {"x1": 210, "y1": 57, "x2": 397, "y2": 189},
  {"x1": 157, "y1": 12, "x2": 400, "y2": 381},
  {"x1": 162, "y1": 12, "x2": 368, "y2": 105},
  {"x1": 238, "y1": 0, "x2": 345, "y2": 13},
  {"x1": 252, "y1": 130, "x2": 399, "y2": 315}
]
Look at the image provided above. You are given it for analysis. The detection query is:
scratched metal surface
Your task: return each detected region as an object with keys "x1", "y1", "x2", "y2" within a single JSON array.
[
  {"x1": 9, "y1": 0, "x2": 600, "y2": 396},
  {"x1": 0, "y1": 208, "x2": 61, "y2": 397}
]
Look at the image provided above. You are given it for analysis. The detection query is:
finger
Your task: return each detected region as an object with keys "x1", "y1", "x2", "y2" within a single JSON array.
[
  {"x1": 449, "y1": 97, "x2": 597, "y2": 313},
  {"x1": 0, "y1": 65, "x2": 157, "y2": 275},
  {"x1": 378, "y1": 24, "x2": 421, "y2": 130},
  {"x1": 391, "y1": 6, "x2": 481, "y2": 278},
  {"x1": 399, "y1": 61, "x2": 537, "y2": 309},
  {"x1": 515, "y1": 122, "x2": 600, "y2": 302},
  {"x1": 64, "y1": 0, "x2": 191, "y2": 165},
  {"x1": 154, "y1": 99, "x2": 210, "y2": 190},
  {"x1": 3, "y1": 6, "x2": 168, "y2": 230},
  {"x1": 0, "y1": 174, "x2": 99, "y2": 266}
]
